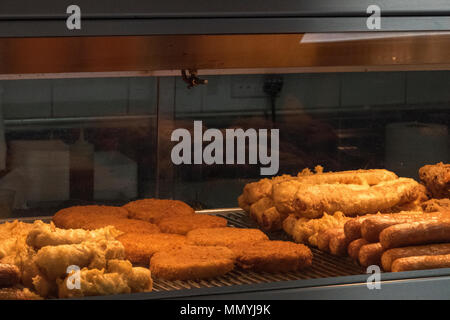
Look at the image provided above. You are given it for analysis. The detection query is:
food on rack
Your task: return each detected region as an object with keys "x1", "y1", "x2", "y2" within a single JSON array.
[
  {"x1": 419, "y1": 162, "x2": 450, "y2": 199},
  {"x1": 52, "y1": 205, "x2": 129, "y2": 230},
  {"x1": 391, "y1": 254, "x2": 450, "y2": 272},
  {"x1": 187, "y1": 227, "x2": 269, "y2": 247},
  {"x1": 86, "y1": 218, "x2": 161, "y2": 235},
  {"x1": 358, "y1": 243, "x2": 384, "y2": 268},
  {"x1": 421, "y1": 198, "x2": 450, "y2": 213},
  {"x1": 241, "y1": 174, "x2": 295, "y2": 207},
  {"x1": 347, "y1": 239, "x2": 370, "y2": 260},
  {"x1": 228, "y1": 241, "x2": 312, "y2": 272},
  {"x1": 282, "y1": 212, "x2": 349, "y2": 247},
  {"x1": 0, "y1": 287, "x2": 42, "y2": 300},
  {"x1": 381, "y1": 244, "x2": 450, "y2": 272},
  {"x1": 380, "y1": 221, "x2": 450, "y2": 249},
  {"x1": 26, "y1": 221, "x2": 122, "y2": 250},
  {"x1": 249, "y1": 197, "x2": 287, "y2": 231},
  {"x1": 0, "y1": 264, "x2": 20, "y2": 288},
  {"x1": 157, "y1": 214, "x2": 227, "y2": 235},
  {"x1": 317, "y1": 228, "x2": 343, "y2": 252},
  {"x1": 123, "y1": 199, "x2": 195, "y2": 224},
  {"x1": 117, "y1": 233, "x2": 187, "y2": 265},
  {"x1": 292, "y1": 178, "x2": 421, "y2": 219},
  {"x1": 57, "y1": 260, "x2": 152, "y2": 298},
  {"x1": 150, "y1": 245, "x2": 235, "y2": 280},
  {"x1": 329, "y1": 230, "x2": 351, "y2": 256}
]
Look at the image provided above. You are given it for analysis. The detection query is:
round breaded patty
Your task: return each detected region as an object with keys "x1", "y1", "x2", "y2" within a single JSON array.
[
  {"x1": 123, "y1": 199, "x2": 195, "y2": 224},
  {"x1": 52, "y1": 205, "x2": 129, "y2": 229},
  {"x1": 158, "y1": 214, "x2": 228, "y2": 235},
  {"x1": 84, "y1": 218, "x2": 161, "y2": 235},
  {"x1": 117, "y1": 233, "x2": 187, "y2": 265},
  {"x1": 150, "y1": 245, "x2": 235, "y2": 280},
  {"x1": 187, "y1": 227, "x2": 269, "y2": 247},
  {"x1": 228, "y1": 240, "x2": 313, "y2": 272}
]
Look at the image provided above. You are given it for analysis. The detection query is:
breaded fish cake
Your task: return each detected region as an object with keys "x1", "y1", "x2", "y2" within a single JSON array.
[
  {"x1": 123, "y1": 199, "x2": 195, "y2": 224},
  {"x1": 150, "y1": 245, "x2": 235, "y2": 280},
  {"x1": 117, "y1": 233, "x2": 187, "y2": 265},
  {"x1": 228, "y1": 240, "x2": 313, "y2": 272},
  {"x1": 187, "y1": 227, "x2": 269, "y2": 247},
  {"x1": 52, "y1": 205, "x2": 129, "y2": 229},
  {"x1": 158, "y1": 214, "x2": 227, "y2": 235},
  {"x1": 82, "y1": 218, "x2": 160, "y2": 235}
]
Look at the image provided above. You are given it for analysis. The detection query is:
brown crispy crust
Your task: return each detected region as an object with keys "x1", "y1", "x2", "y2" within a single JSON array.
[
  {"x1": 228, "y1": 241, "x2": 312, "y2": 272},
  {"x1": 123, "y1": 199, "x2": 195, "y2": 224},
  {"x1": 380, "y1": 221, "x2": 450, "y2": 249},
  {"x1": 186, "y1": 227, "x2": 269, "y2": 248},
  {"x1": 0, "y1": 264, "x2": 20, "y2": 288},
  {"x1": 381, "y1": 243, "x2": 450, "y2": 272},
  {"x1": 52, "y1": 205, "x2": 129, "y2": 229},
  {"x1": 0, "y1": 287, "x2": 42, "y2": 300},
  {"x1": 329, "y1": 230, "x2": 350, "y2": 256},
  {"x1": 317, "y1": 228, "x2": 343, "y2": 252},
  {"x1": 158, "y1": 214, "x2": 227, "y2": 235},
  {"x1": 149, "y1": 245, "x2": 235, "y2": 280},
  {"x1": 391, "y1": 254, "x2": 450, "y2": 272},
  {"x1": 348, "y1": 238, "x2": 369, "y2": 260},
  {"x1": 117, "y1": 233, "x2": 187, "y2": 265},
  {"x1": 358, "y1": 243, "x2": 384, "y2": 267},
  {"x1": 419, "y1": 162, "x2": 450, "y2": 199}
]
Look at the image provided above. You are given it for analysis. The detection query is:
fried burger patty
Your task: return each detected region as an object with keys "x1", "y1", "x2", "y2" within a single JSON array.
[
  {"x1": 149, "y1": 245, "x2": 235, "y2": 280},
  {"x1": 123, "y1": 199, "x2": 195, "y2": 224},
  {"x1": 228, "y1": 240, "x2": 313, "y2": 272},
  {"x1": 117, "y1": 233, "x2": 187, "y2": 265},
  {"x1": 158, "y1": 214, "x2": 227, "y2": 235},
  {"x1": 52, "y1": 205, "x2": 129, "y2": 229},
  {"x1": 187, "y1": 227, "x2": 269, "y2": 247}
]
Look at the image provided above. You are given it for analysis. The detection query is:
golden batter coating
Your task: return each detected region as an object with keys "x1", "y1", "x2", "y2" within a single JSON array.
[
  {"x1": 0, "y1": 287, "x2": 42, "y2": 300},
  {"x1": 187, "y1": 227, "x2": 269, "y2": 248},
  {"x1": 150, "y1": 245, "x2": 235, "y2": 280},
  {"x1": 117, "y1": 233, "x2": 188, "y2": 265},
  {"x1": 228, "y1": 241, "x2": 312, "y2": 272},
  {"x1": 419, "y1": 162, "x2": 450, "y2": 199},
  {"x1": 158, "y1": 214, "x2": 227, "y2": 235},
  {"x1": 123, "y1": 199, "x2": 195, "y2": 224},
  {"x1": 52, "y1": 205, "x2": 129, "y2": 230}
]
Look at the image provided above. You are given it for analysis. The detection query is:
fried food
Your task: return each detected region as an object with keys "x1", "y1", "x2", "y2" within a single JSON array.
[
  {"x1": 158, "y1": 214, "x2": 227, "y2": 235},
  {"x1": 283, "y1": 212, "x2": 349, "y2": 246},
  {"x1": 34, "y1": 239, "x2": 125, "y2": 281},
  {"x1": 26, "y1": 221, "x2": 122, "y2": 250},
  {"x1": 58, "y1": 260, "x2": 152, "y2": 298},
  {"x1": 83, "y1": 218, "x2": 160, "y2": 235},
  {"x1": 348, "y1": 239, "x2": 370, "y2": 260},
  {"x1": 123, "y1": 199, "x2": 195, "y2": 224},
  {"x1": 317, "y1": 228, "x2": 343, "y2": 252},
  {"x1": 0, "y1": 287, "x2": 42, "y2": 300},
  {"x1": 52, "y1": 205, "x2": 129, "y2": 229},
  {"x1": 380, "y1": 221, "x2": 450, "y2": 249},
  {"x1": 249, "y1": 197, "x2": 287, "y2": 231},
  {"x1": 0, "y1": 264, "x2": 20, "y2": 288},
  {"x1": 150, "y1": 245, "x2": 235, "y2": 280},
  {"x1": 381, "y1": 243, "x2": 450, "y2": 272},
  {"x1": 329, "y1": 230, "x2": 351, "y2": 256},
  {"x1": 292, "y1": 178, "x2": 421, "y2": 218},
  {"x1": 358, "y1": 243, "x2": 384, "y2": 267},
  {"x1": 421, "y1": 198, "x2": 450, "y2": 213},
  {"x1": 117, "y1": 233, "x2": 187, "y2": 265},
  {"x1": 187, "y1": 227, "x2": 268, "y2": 247},
  {"x1": 391, "y1": 254, "x2": 450, "y2": 272},
  {"x1": 228, "y1": 241, "x2": 312, "y2": 272},
  {"x1": 419, "y1": 162, "x2": 450, "y2": 199}
]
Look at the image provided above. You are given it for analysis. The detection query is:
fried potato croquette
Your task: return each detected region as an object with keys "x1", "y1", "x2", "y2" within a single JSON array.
[
  {"x1": 52, "y1": 205, "x2": 129, "y2": 229},
  {"x1": 187, "y1": 227, "x2": 269, "y2": 247},
  {"x1": 117, "y1": 233, "x2": 187, "y2": 265},
  {"x1": 158, "y1": 214, "x2": 227, "y2": 235},
  {"x1": 228, "y1": 241, "x2": 312, "y2": 272},
  {"x1": 150, "y1": 245, "x2": 235, "y2": 280},
  {"x1": 123, "y1": 199, "x2": 195, "y2": 224}
]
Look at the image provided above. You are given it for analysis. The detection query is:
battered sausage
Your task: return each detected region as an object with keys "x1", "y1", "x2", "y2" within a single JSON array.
[
  {"x1": 381, "y1": 243, "x2": 450, "y2": 272},
  {"x1": 317, "y1": 228, "x2": 343, "y2": 252},
  {"x1": 347, "y1": 238, "x2": 369, "y2": 260},
  {"x1": 380, "y1": 221, "x2": 450, "y2": 249},
  {"x1": 358, "y1": 243, "x2": 384, "y2": 267},
  {"x1": 391, "y1": 254, "x2": 450, "y2": 272},
  {"x1": 329, "y1": 231, "x2": 350, "y2": 256}
]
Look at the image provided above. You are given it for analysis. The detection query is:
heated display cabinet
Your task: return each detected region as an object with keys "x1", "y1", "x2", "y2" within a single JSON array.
[{"x1": 0, "y1": 0, "x2": 449, "y2": 299}]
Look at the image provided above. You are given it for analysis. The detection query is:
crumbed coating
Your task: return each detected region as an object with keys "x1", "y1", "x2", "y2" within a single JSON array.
[
  {"x1": 81, "y1": 218, "x2": 160, "y2": 235},
  {"x1": 228, "y1": 241, "x2": 312, "y2": 272},
  {"x1": 123, "y1": 199, "x2": 195, "y2": 224},
  {"x1": 187, "y1": 227, "x2": 269, "y2": 247},
  {"x1": 419, "y1": 162, "x2": 450, "y2": 199},
  {"x1": 150, "y1": 245, "x2": 235, "y2": 280},
  {"x1": 0, "y1": 287, "x2": 42, "y2": 300},
  {"x1": 117, "y1": 233, "x2": 187, "y2": 265},
  {"x1": 52, "y1": 205, "x2": 129, "y2": 230},
  {"x1": 158, "y1": 214, "x2": 227, "y2": 235}
]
